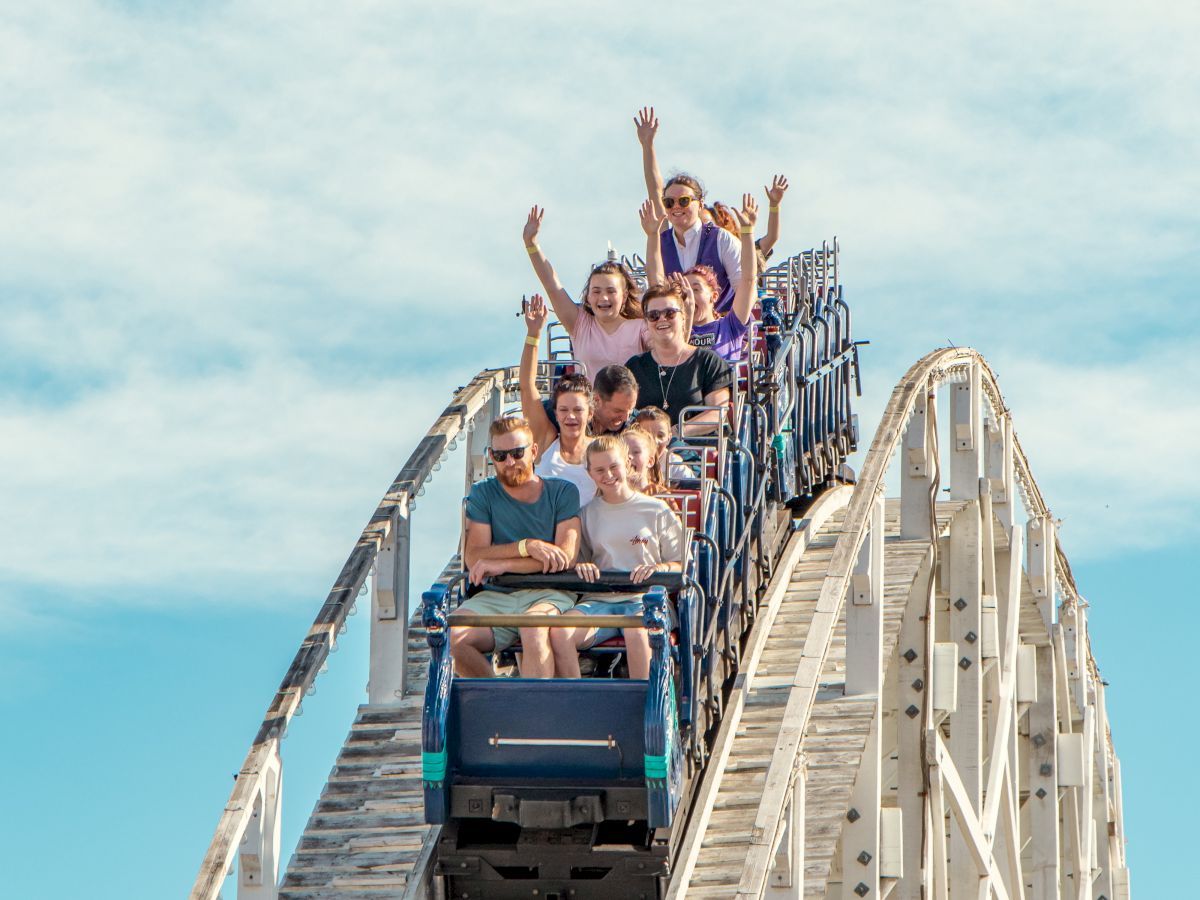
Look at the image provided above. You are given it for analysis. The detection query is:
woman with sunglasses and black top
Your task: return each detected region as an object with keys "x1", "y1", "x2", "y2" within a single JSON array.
[
  {"x1": 523, "y1": 207, "x2": 648, "y2": 380},
  {"x1": 521, "y1": 294, "x2": 598, "y2": 505},
  {"x1": 641, "y1": 194, "x2": 759, "y2": 363},
  {"x1": 625, "y1": 280, "x2": 733, "y2": 431},
  {"x1": 634, "y1": 108, "x2": 742, "y2": 313}
]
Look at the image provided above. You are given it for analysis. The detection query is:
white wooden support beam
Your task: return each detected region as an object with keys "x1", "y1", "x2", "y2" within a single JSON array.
[
  {"x1": 841, "y1": 700, "x2": 882, "y2": 898},
  {"x1": 928, "y1": 766, "x2": 950, "y2": 900},
  {"x1": 464, "y1": 384, "x2": 503, "y2": 496},
  {"x1": 847, "y1": 496, "x2": 885, "y2": 696},
  {"x1": 237, "y1": 743, "x2": 282, "y2": 900},
  {"x1": 985, "y1": 415, "x2": 1014, "y2": 532},
  {"x1": 894, "y1": 555, "x2": 933, "y2": 900},
  {"x1": 950, "y1": 363, "x2": 982, "y2": 501},
  {"x1": 765, "y1": 760, "x2": 806, "y2": 899},
  {"x1": 901, "y1": 390, "x2": 935, "y2": 540},
  {"x1": 933, "y1": 735, "x2": 1012, "y2": 900},
  {"x1": 1026, "y1": 516, "x2": 1056, "y2": 631},
  {"x1": 947, "y1": 497, "x2": 983, "y2": 897},
  {"x1": 1027, "y1": 645, "x2": 1060, "y2": 900},
  {"x1": 369, "y1": 494, "x2": 411, "y2": 705}
]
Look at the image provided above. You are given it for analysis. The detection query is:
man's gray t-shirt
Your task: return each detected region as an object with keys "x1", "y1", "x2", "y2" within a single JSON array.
[{"x1": 465, "y1": 476, "x2": 581, "y2": 545}]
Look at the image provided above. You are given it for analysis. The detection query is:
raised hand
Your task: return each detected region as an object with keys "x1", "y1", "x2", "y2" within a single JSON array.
[
  {"x1": 764, "y1": 175, "x2": 789, "y2": 207},
  {"x1": 639, "y1": 199, "x2": 666, "y2": 236},
  {"x1": 732, "y1": 193, "x2": 759, "y2": 231},
  {"x1": 524, "y1": 293, "x2": 549, "y2": 335},
  {"x1": 523, "y1": 206, "x2": 544, "y2": 246},
  {"x1": 634, "y1": 106, "x2": 659, "y2": 145},
  {"x1": 668, "y1": 272, "x2": 695, "y2": 313}
]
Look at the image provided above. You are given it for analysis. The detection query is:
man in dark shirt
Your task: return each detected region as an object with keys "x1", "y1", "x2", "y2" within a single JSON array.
[
  {"x1": 545, "y1": 364, "x2": 639, "y2": 435},
  {"x1": 451, "y1": 415, "x2": 581, "y2": 677}
]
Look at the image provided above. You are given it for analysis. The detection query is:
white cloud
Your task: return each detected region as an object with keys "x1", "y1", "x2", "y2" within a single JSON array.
[{"x1": 1, "y1": 0, "x2": 1198, "y2": 624}]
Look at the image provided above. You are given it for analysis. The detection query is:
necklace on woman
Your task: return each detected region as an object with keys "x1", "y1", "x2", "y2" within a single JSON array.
[{"x1": 656, "y1": 354, "x2": 685, "y2": 410}]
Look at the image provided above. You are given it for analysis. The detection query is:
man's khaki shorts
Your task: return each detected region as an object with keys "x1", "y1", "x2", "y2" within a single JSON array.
[{"x1": 456, "y1": 588, "x2": 576, "y2": 651}]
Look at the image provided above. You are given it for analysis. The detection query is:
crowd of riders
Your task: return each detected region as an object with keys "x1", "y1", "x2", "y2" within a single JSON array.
[{"x1": 451, "y1": 108, "x2": 791, "y2": 680}]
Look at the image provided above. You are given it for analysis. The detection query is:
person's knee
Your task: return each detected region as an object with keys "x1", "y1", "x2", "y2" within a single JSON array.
[{"x1": 450, "y1": 627, "x2": 485, "y2": 656}]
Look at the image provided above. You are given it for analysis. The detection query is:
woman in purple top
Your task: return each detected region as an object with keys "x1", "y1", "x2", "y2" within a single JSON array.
[{"x1": 641, "y1": 195, "x2": 760, "y2": 363}]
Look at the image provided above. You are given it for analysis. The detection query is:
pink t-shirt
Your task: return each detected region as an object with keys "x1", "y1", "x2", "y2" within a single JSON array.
[{"x1": 570, "y1": 313, "x2": 648, "y2": 379}]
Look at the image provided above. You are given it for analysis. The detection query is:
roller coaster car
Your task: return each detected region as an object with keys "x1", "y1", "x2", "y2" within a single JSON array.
[{"x1": 420, "y1": 576, "x2": 686, "y2": 898}]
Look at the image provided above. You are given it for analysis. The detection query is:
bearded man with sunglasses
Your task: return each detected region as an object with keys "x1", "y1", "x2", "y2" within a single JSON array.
[{"x1": 450, "y1": 415, "x2": 582, "y2": 678}]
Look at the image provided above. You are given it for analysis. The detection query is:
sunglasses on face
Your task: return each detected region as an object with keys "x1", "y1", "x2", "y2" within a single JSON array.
[
  {"x1": 645, "y1": 307, "x2": 682, "y2": 322},
  {"x1": 662, "y1": 195, "x2": 697, "y2": 209},
  {"x1": 489, "y1": 445, "x2": 530, "y2": 462}
]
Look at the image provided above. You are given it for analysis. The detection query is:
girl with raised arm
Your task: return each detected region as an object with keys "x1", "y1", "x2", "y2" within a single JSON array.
[
  {"x1": 520, "y1": 294, "x2": 597, "y2": 505},
  {"x1": 642, "y1": 195, "x2": 759, "y2": 363},
  {"x1": 523, "y1": 207, "x2": 647, "y2": 379},
  {"x1": 549, "y1": 436, "x2": 683, "y2": 680}
]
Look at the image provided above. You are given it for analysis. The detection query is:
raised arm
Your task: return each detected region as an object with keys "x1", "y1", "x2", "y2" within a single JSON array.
[
  {"x1": 634, "y1": 107, "x2": 666, "y2": 221},
  {"x1": 523, "y1": 206, "x2": 581, "y2": 333},
  {"x1": 640, "y1": 199, "x2": 666, "y2": 284},
  {"x1": 726, "y1": 195, "x2": 760, "y2": 326},
  {"x1": 519, "y1": 294, "x2": 557, "y2": 453},
  {"x1": 758, "y1": 174, "x2": 789, "y2": 257}
]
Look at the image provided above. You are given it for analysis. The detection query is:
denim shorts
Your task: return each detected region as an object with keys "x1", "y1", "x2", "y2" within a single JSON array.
[{"x1": 572, "y1": 596, "x2": 647, "y2": 649}]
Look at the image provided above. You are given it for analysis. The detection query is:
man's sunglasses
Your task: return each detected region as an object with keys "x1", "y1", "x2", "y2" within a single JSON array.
[
  {"x1": 645, "y1": 307, "x2": 682, "y2": 322},
  {"x1": 489, "y1": 445, "x2": 530, "y2": 462},
  {"x1": 662, "y1": 196, "x2": 697, "y2": 209}
]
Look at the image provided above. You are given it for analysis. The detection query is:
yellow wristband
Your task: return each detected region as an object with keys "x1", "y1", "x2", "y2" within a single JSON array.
[
  {"x1": 740, "y1": 227, "x2": 753, "y2": 234},
  {"x1": 518, "y1": 539, "x2": 529, "y2": 557},
  {"x1": 524, "y1": 335, "x2": 539, "y2": 347},
  {"x1": 526, "y1": 244, "x2": 539, "y2": 255},
  {"x1": 769, "y1": 206, "x2": 780, "y2": 212}
]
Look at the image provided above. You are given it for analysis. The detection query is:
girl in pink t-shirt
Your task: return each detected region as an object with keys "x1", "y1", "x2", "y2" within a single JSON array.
[{"x1": 522, "y1": 206, "x2": 649, "y2": 379}]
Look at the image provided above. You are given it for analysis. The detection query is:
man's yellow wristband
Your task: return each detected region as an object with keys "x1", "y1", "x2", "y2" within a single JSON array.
[
  {"x1": 769, "y1": 206, "x2": 780, "y2": 212},
  {"x1": 526, "y1": 244, "x2": 540, "y2": 255},
  {"x1": 518, "y1": 539, "x2": 530, "y2": 557},
  {"x1": 740, "y1": 227, "x2": 753, "y2": 234},
  {"x1": 525, "y1": 336, "x2": 539, "y2": 347}
]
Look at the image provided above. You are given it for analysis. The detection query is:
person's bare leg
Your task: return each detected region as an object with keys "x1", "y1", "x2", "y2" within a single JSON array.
[
  {"x1": 551, "y1": 611, "x2": 599, "y2": 678},
  {"x1": 450, "y1": 627, "x2": 496, "y2": 677},
  {"x1": 517, "y1": 602, "x2": 560, "y2": 678},
  {"x1": 625, "y1": 628, "x2": 652, "y2": 680}
]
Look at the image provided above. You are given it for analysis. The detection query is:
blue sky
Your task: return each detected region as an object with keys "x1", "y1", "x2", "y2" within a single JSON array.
[{"x1": 1, "y1": 2, "x2": 1195, "y2": 896}]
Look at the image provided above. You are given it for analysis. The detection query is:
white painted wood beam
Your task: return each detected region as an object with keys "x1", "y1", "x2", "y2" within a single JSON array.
[
  {"x1": 237, "y1": 743, "x2": 281, "y2": 900},
  {"x1": 950, "y1": 363, "x2": 982, "y2": 501},
  {"x1": 766, "y1": 762, "x2": 806, "y2": 899},
  {"x1": 948, "y1": 496, "x2": 983, "y2": 897},
  {"x1": 1028, "y1": 645, "x2": 1060, "y2": 900},
  {"x1": 900, "y1": 389, "x2": 935, "y2": 540},
  {"x1": 894, "y1": 554, "x2": 933, "y2": 900},
  {"x1": 369, "y1": 494, "x2": 411, "y2": 704}
]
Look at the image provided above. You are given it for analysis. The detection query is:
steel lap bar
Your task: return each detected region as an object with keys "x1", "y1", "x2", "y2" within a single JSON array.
[{"x1": 447, "y1": 613, "x2": 646, "y2": 628}]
